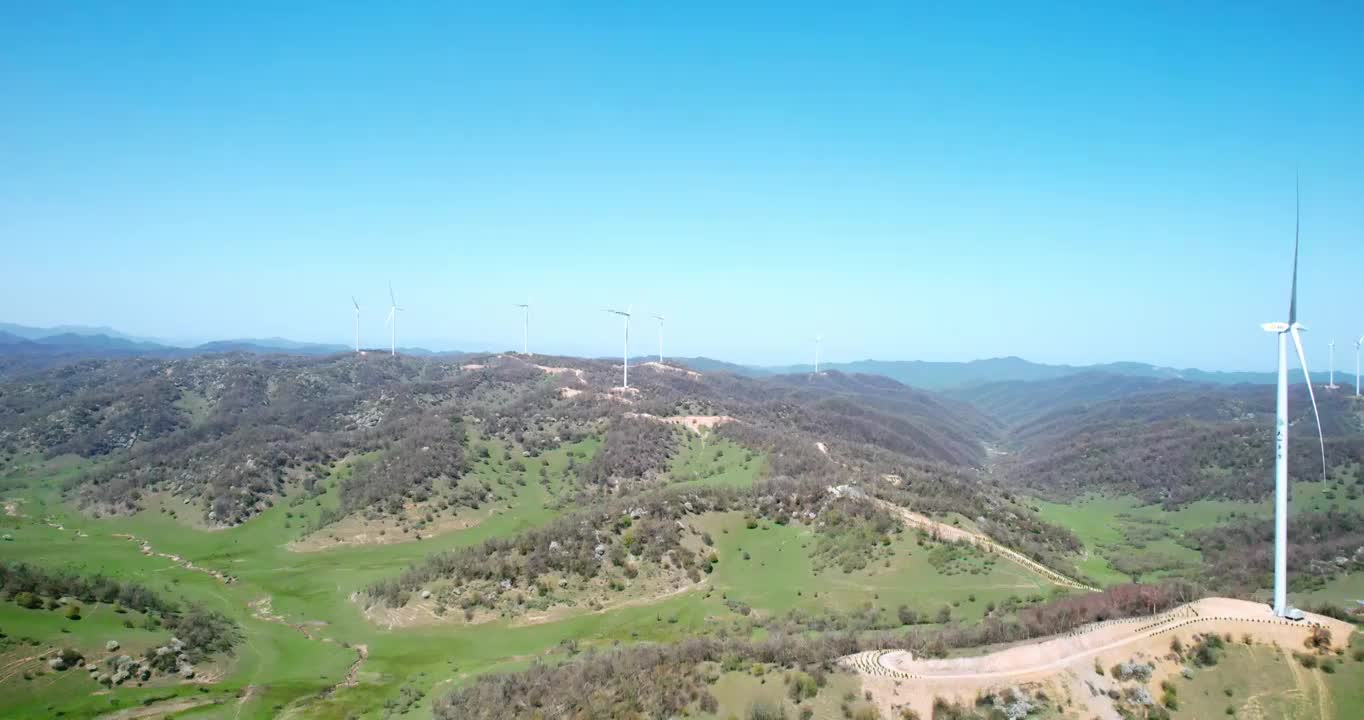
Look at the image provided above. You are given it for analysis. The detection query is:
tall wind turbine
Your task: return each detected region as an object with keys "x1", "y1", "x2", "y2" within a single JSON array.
[
  {"x1": 652, "y1": 314, "x2": 665, "y2": 364},
  {"x1": 605, "y1": 305, "x2": 631, "y2": 388},
  {"x1": 814, "y1": 335, "x2": 822, "y2": 374},
  {"x1": 1327, "y1": 340, "x2": 1338, "y2": 389},
  {"x1": 385, "y1": 282, "x2": 403, "y2": 356},
  {"x1": 351, "y1": 297, "x2": 361, "y2": 353},
  {"x1": 515, "y1": 297, "x2": 530, "y2": 355},
  {"x1": 1259, "y1": 177, "x2": 1327, "y2": 619}
]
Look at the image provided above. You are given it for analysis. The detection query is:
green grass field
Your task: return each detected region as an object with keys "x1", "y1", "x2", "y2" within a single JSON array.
[
  {"x1": 667, "y1": 433, "x2": 766, "y2": 489},
  {"x1": 695, "y1": 511, "x2": 1057, "y2": 623},
  {"x1": 1163, "y1": 637, "x2": 1364, "y2": 720},
  {"x1": 0, "y1": 431, "x2": 1068, "y2": 719},
  {"x1": 1033, "y1": 478, "x2": 1364, "y2": 594}
]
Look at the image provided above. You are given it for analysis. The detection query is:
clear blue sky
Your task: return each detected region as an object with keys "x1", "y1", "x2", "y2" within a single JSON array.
[{"x1": 2, "y1": 3, "x2": 1361, "y2": 370}]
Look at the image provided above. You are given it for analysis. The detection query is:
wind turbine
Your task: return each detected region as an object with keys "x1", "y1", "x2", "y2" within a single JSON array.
[
  {"x1": 385, "y1": 282, "x2": 403, "y2": 356},
  {"x1": 605, "y1": 305, "x2": 631, "y2": 388},
  {"x1": 814, "y1": 335, "x2": 822, "y2": 374},
  {"x1": 1327, "y1": 340, "x2": 1338, "y2": 389},
  {"x1": 652, "y1": 314, "x2": 665, "y2": 364},
  {"x1": 515, "y1": 297, "x2": 530, "y2": 355},
  {"x1": 1259, "y1": 177, "x2": 1327, "y2": 620},
  {"x1": 351, "y1": 297, "x2": 361, "y2": 353}
]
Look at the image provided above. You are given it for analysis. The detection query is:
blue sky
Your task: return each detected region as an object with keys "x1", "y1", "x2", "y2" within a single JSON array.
[{"x1": 2, "y1": 3, "x2": 1361, "y2": 370}]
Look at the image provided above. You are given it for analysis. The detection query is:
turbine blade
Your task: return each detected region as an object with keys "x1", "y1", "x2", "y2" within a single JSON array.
[
  {"x1": 389, "y1": 282, "x2": 397, "y2": 307},
  {"x1": 352, "y1": 296, "x2": 359, "y2": 310},
  {"x1": 1290, "y1": 326, "x2": 1327, "y2": 481},
  {"x1": 1289, "y1": 174, "x2": 1299, "y2": 324}
]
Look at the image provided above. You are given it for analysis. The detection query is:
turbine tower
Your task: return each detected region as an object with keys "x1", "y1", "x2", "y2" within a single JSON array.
[
  {"x1": 385, "y1": 282, "x2": 403, "y2": 356},
  {"x1": 652, "y1": 314, "x2": 665, "y2": 364},
  {"x1": 605, "y1": 305, "x2": 632, "y2": 388},
  {"x1": 1259, "y1": 177, "x2": 1327, "y2": 619},
  {"x1": 1327, "y1": 340, "x2": 1338, "y2": 389},
  {"x1": 515, "y1": 297, "x2": 530, "y2": 355},
  {"x1": 814, "y1": 335, "x2": 822, "y2": 374},
  {"x1": 351, "y1": 297, "x2": 361, "y2": 353}
]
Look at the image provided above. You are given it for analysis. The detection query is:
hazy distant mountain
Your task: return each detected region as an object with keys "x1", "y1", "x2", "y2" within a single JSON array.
[
  {"x1": 0, "y1": 322, "x2": 161, "y2": 344},
  {"x1": 194, "y1": 338, "x2": 351, "y2": 355},
  {"x1": 0, "y1": 330, "x2": 34, "y2": 346},
  {"x1": 747, "y1": 357, "x2": 1321, "y2": 390},
  {"x1": 32, "y1": 333, "x2": 172, "y2": 353},
  {"x1": 667, "y1": 357, "x2": 771, "y2": 377},
  {"x1": 0, "y1": 322, "x2": 1335, "y2": 388}
]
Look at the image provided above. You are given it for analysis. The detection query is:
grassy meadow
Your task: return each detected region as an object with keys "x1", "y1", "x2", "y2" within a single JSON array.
[{"x1": 0, "y1": 428, "x2": 1069, "y2": 719}]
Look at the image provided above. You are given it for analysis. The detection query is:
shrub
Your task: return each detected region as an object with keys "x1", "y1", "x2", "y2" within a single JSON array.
[{"x1": 749, "y1": 700, "x2": 786, "y2": 720}]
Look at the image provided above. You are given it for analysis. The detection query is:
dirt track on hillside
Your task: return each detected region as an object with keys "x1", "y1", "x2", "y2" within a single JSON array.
[
  {"x1": 845, "y1": 597, "x2": 1355, "y2": 720},
  {"x1": 870, "y1": 498, "x2": 1097, "y2": 592}
]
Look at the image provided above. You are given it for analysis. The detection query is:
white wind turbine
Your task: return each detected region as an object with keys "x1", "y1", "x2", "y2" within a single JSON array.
[
  {"x1": 652, "y1": 314, "x2": 665, "y2": 364},
  {"x1": 605, "y1": 305, "x2": 632, "y2": 388},
  {"x1": 1327, "y1": 340, "x2": 1338, "y2": 389},
  {"x1": 1355, "y1": 336, "x2": 1362, "y2": 397},
  {"x1": 351, "y1": 297, "x2": 361, "y2": 353},
  {"x1": 1259, "y1": 178, "x2": 1328, "y2": 619},
  {"x1": 814, "y1": 335, "x2": 822, "y2": 374},
  {"x1": 515, "y1": 297, "x2": 531, "y2": 355},
  {"x1": 385, "y1": 282, "x2": 403, "y2": 356}
]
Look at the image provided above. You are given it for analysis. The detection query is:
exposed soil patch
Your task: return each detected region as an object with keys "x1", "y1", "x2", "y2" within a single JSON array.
[
  {"x1": 623, "y1": 412, "x2": 736, "y2": 433},
  {"x1": 638, "y1": 361, "x2": 702, "y2": 379}
]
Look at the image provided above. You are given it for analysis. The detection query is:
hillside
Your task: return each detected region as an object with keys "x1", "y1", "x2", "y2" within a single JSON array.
[{"x1": 2, "y1": 352, "x2": 1362, "y2": 719}]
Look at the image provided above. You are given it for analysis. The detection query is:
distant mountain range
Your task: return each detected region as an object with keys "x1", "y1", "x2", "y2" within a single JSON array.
[
  {"x1": 0, "y1": 322, "x2": 1334, "y2": 388},
  {"x1": 674, "y1": 356, "x2": 1333, "y2": 389}
]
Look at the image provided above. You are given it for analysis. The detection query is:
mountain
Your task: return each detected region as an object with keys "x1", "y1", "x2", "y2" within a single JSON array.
[
  {"x1": 671, "y1": 356, "x2": 772, "y2": 377},
  {"x1": 974, "y1": 373, "x2": 1364, "y2": 506},
  {"x1": 0, "y1": 330, "x2": 34, "y2": 346},
  {"x1": 0, "y1": 352, "x2": 1012, "y2": 524},
  {"x1": 0, "y1": 322, "x2": 159, "y2": 344},
  {"x1": 193, "y1": 338, "x2": 351, "y2": 355},
  {"x1": 32, "y1": 333, "x2": 172, "y2": 353},
  {"x1": 731, "y1": 357, "x2": 1327, "y2": 390},
  {"x1": 946, "y1": 372, "x2": 1194, "y2": 426}
]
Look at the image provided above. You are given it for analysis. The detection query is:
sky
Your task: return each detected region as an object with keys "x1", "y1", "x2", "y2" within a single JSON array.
[{"x1": 2, "y1": 3, "x2": 1362, "y2": 370}]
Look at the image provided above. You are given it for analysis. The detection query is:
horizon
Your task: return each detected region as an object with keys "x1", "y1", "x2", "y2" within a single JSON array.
[
  {"x1": 4, "y1": 317, "x2": 1356, "y2": 379},
  {"x1": 3, "y1": 4, "x2": 1362, "y2": 370}
]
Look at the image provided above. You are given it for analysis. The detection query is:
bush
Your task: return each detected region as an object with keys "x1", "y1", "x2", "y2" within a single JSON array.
[
  {"x1": 63, "y1": 604, "x2": 81, "y2": 620},
  {"x1": 749, "y1": 700, "x2": 786, "y2": 720}
]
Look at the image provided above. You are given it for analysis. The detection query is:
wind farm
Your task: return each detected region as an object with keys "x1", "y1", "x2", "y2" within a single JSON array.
[{"x1": 4, "y1": 4, "x2": 1364, "y2": 720}]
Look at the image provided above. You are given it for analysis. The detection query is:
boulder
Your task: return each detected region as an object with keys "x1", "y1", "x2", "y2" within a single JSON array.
[
  {"x1": 420, "y1": 590, "x2": 432, "y2": 600},
  {"x1": 178, "y1": 664, "x2": 195, "y2": 679},
  {"x1": 155, "y1": 646, "x2": 172, "y2": 657},
  {"x1": 111, "y1": 670, "x2": 128, "y2": 685},
  {"x1": 48, "y1": 657, "x2": 67, "y2": 671},
  {"x1": 105, "y1": 640, "x2": 120, "y2": 651}
]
